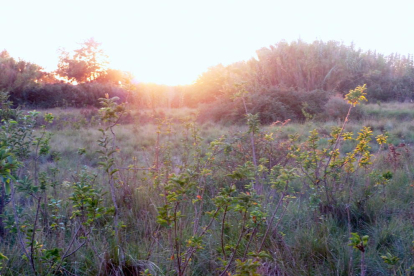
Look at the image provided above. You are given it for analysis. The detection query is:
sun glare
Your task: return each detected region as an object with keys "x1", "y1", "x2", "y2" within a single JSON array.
[{"x1": 3, "y1": 0, "x2": 414, "y2": 86}]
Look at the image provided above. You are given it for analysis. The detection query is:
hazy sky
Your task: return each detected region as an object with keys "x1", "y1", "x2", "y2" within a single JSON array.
[{"x1": 2, "y1": 0, "x2": 414, "y2": 85}]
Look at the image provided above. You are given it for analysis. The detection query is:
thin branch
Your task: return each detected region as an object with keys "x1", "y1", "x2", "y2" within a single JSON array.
[
  {"x1": 52, "y1": 226, "x2": 88, "y2": 274},
  {"x1": 219, "y1": 211, "x2": 248, "y2": 276},
  {"x1": 10, "y1": 181, "x2": 36, "y2": 275},
  {"x1": 30, "y1": 196, "x2": 42, "y2": 273},
  {"x1": 258, "y1": 192, "x2": 285, "y2": 253},
  {"x1": 181, "y1": 207, "x2": 220, "y2": 273},
  {"x1": 221, "y1": 206, "x2": 229, "y2": 260}
]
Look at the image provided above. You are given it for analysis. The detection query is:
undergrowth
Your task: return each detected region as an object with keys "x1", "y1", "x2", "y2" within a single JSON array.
[{"x1": 1, "y1": 87, "x2": 413, "y2": 275}]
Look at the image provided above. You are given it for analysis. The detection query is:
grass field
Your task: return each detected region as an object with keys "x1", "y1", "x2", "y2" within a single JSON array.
[{"x1": 1, "y1": 101, "x2": 414, "y2": 275}]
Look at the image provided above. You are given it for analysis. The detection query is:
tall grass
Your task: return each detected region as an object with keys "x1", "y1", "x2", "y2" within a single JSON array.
[{"x1": 1, "y1": 102, "x2": 414, "y2": 275}]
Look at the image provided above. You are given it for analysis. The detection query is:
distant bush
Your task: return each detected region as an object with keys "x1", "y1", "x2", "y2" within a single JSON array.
[
  {"x1": 323, "y1": 95, "x2": 364, "y2": 120},
  {"x1": 199, "y1": 87, "x2": 331, "y2": 124},
  {"x1": 198, "y1": 99, "x2": 245, "y2": 124},
  {"x1": 10, "y1": 82, "x2": 128, "y2": 108},
  {"x1": 250, "y1": 95, "x2": 293, "y2": 123},
  {"x1": 192, "y1": 40, "x2": 414, "y2": 125}
]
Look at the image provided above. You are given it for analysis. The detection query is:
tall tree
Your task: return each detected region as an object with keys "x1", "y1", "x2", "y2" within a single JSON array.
[
  {"x1": 0, "y1": 50, "x2": 43, "y2": 92},
  {"x1": 56, "y1": 38, "x2": 108, "y2": 83}
]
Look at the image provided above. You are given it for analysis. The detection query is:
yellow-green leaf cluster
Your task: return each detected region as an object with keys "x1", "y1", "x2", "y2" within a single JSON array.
[{"x1": 345, "y1": 84, "x2": 368, "y2": 106}]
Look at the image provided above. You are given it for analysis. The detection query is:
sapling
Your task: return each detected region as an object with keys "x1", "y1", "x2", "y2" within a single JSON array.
[
  {"x1": 97, "y1": 94, "x2": 126, "y2": 268},
  {"x1": 232, "y1": 86, "x2": 261, "y2": 193},
  {"x1": 3, "y1": 110, "x2": 55, "y2": 275},
  {"x1": 349, "y1": 232, "x2": 369, "y2": 276}
]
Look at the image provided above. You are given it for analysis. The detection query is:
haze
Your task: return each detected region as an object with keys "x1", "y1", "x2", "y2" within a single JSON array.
[{"x1": 2, "y1": 0, "x2": 414, "y2": 85}]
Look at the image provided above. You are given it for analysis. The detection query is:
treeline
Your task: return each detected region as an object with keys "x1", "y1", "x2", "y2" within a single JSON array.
[
  {"x1": 0, "y1": 39, "x2": 183, "y2": 109},
  {"x1": 187, "y1": 40, "x2": 414, "y2": 123},
  {"x1": 2, "y1": 39, "x2": 414, "y2": 122}
]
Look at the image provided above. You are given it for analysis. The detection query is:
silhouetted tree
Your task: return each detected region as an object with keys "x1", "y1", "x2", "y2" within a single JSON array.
[
  {"x1": 56, "y1": 38, "x2": 108, "y2": 83},
  {"x1": 0, "y1": 50, "x2": 43, "y2": 94}
]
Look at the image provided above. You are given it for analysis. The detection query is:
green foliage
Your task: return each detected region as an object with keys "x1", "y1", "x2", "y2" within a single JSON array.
[
  {"x1": 69, "y1": 169, "x2": 106, "y2": 226},
  {"x1": 301, "y1": 102, "x2": 314, "y2": 122},
  {"x1": 349, "y1": 232, "x2": 369, "y2": 252},
  {"x1": 0, "y1": 109, "x2": 38, "y2": 159},
  {"x1": 291, "y1": 123, "x2": 380, "y2": 206},
  {"x1": 345, "y1": 84, "x2": 368, "y2": 107},
  {"x1": 246, "y1": 113, "x2": 260, "y2": 134},
  {"x1": 381, "y1": 252, "x2": 400, "y2": 267},
  {"x1": 0, "y1": 147, "x2": 19, "y2": 194},
  {"x1": 0, "y1": 252, "x2": 8, "y2": 272},
  {"x1": 3, "y1": 84, "x2": 414, "y2": 275},
  {"x1": 0, "y1": 92, "x2": 15, "y2": 120},
  {"x1": 98, "y1": 95, "x2": 126, "y2": 125},
  {"x1": 233, "y1": 258, "x2": 261, "y2": 276}
]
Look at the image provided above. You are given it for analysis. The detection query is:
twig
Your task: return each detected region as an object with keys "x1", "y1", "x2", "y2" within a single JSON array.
[
  {"x1": 10, "y1": 181, "x2": 35, "y2": 275},
  {"x1": 258, "y1": 193, "x2": 286, "y2": 253},
  {"x1": 219, "y1": 211, "x2": 248, "y2": 276},
  {"x1": 181, "y1": 207, "x2": 220, "y2": 273},
  {"x1": 30, "y1": 196, "x2": 42, "y2": 273},
  {"x1": 52, "y1": 226, "x2": 88, "y2": 274},
  {"x1": 221, "y1": 206, "x2": 229, "y2": 260}
]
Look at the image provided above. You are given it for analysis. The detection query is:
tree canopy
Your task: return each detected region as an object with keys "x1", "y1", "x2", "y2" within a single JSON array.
[
  {"x1": 0, "y1": 50, "x2": 43, "y2": 92},
  {"x1": 56, "y1": 38, "x2": 108, "y2": 83}
]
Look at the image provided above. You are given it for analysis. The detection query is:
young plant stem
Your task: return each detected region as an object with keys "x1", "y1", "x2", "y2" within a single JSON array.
[
  {"x1": 0, "y1": 185, "x2": 6, "y2": 238},
  {"x1": 258, "y1": 192, "x2": 286, "y2": 253},
  {"x1": 361, "y1": 250, "x2": 366, "y2": 276},
  {"x1": 221, "y1": 205, "x2": 229, "y2": 260},
  {"x1": 243, "y1": 227, "x2": 257, "y2": 261},
  {"x1": 181, "y1": 207, "x2": 220, "y2": 274},
  {"x1": 107, "y1": 118, "x2": 126, "y2": 265},
  {"x1": 241, "y1": 96, "x2": 257, "y2": 168},
  {"x1": 10, "y1": 182, "x2": 36, "y2": 275},
  {"x1": 173, "y1": 203, "x2": 182, "y2": 275},
  {"x1": 347, "y1": 207, "x2": 353, "y2": 276},
  {"x1": 347, "y1": 173, "x2": 360, "y2": 276},
  {"x1": 322, "y1": 105, "x2": 352, "y2": 205},
  {"x1": 154, "y1": 130, "x2": 160, "y2": 172},
  {"x1": 241, "y1": 96, "x2": 260, "y2": 193},
  {"x1": 219, "y1": 210, "x2": 248, "y2": 276},
  {"x1": 30, "y1": 196, "x2": 42, "y2": 265},
  {"x1": 52, "y1": 226, "x2": 90, "y2": 275},
  {"x1": 33, "y1": 131, "x2": 45, "y2": 188},
  {"x1": 192, "y1": 177, "x2": 207, "y2": 236}
]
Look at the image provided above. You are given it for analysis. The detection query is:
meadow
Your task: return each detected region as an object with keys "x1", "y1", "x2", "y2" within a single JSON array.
[{"x1": 1, "y1": 90, "x2": 414, "y2": 275}]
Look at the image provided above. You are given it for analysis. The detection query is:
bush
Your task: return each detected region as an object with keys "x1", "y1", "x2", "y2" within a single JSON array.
[
  {"x1": 199, "y1": 87, "x2": 331, "y2": 124},
  {"x1": 324, "y1": 95, "x2": 363, "y2": 120},
  {"x1": 9, "y1": 82, "x2": 129, "y2": 108}
]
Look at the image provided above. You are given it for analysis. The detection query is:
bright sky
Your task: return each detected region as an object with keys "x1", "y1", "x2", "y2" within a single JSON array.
[{"x1": 2, "y1": 0, "x2": 414, "y2": 85}]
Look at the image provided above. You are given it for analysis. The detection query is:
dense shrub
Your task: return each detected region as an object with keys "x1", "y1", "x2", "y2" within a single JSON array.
[
  {"x1": 199, "y1": 87, "x2": 332, "y2": 124},
  {"x1": 9, "y1": 82, "x2": 128, "y2": 108},
  {"x1": 193, "y1": 41, "x2": 414, "y2": 124},
  {"x1": 323, "y1": 95, "x2": 364, "y2": 120}
]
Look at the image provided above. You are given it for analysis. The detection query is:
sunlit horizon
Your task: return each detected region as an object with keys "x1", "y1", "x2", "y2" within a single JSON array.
[{"x1": 3, "y1": 0, "x2": 414, "y2": 86}]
